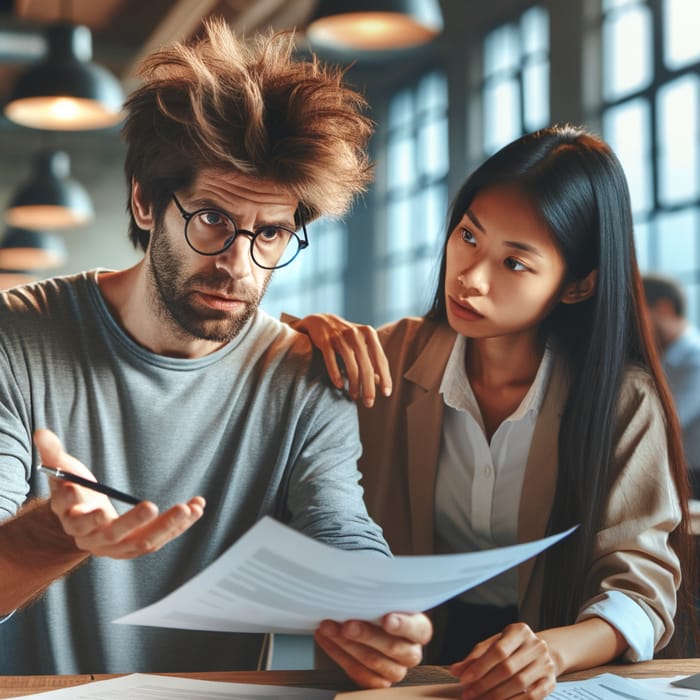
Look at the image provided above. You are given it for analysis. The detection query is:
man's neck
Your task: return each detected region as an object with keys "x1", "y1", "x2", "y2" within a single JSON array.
[{"x1": 96, "y1": 264, "x2": 229, "y2": 359}]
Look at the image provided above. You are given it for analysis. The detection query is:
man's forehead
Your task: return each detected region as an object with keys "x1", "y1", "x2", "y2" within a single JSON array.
[{"x1": 192, "y1": 170, "x2": 298, "y2": 209}]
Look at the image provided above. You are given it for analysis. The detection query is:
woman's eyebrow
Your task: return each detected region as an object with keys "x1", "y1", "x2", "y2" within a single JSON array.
[
  {"x1": 464, "y1": 208, "x2": 484, "y2": 231},
  {"x1": 465, "y1": 207, "x2": 544, "y2": 258},
  {"x1": 503, "y1": 240, "x2": 544, "y2": 258}
]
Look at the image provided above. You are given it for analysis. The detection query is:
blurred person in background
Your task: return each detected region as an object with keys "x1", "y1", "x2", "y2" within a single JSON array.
[{"x1": 643, "y1": 274, "x2": 700, "y2": 498}]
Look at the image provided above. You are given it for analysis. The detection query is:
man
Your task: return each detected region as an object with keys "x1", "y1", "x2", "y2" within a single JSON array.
[
  {"x1": 0, "y1": 21, "x2": 430, "y2": 687},
  {"x1": 643, "y1": 274, "x2": 700, "y2": 497}
]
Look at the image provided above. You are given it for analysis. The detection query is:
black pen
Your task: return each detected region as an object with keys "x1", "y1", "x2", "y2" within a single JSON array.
[{"x1": 37, "y1": 464, "x2": 142, "y2": 506}]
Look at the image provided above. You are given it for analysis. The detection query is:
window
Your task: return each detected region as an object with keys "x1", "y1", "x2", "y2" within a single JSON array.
[
  {"x1": 480, "y1": 5, "x2": 550, "y2": 156},
  {"x1": 373, "y1": 70, "x2": 449, "y2": 324},
  {"x1": 261, "y1": 217, "x2": 347, "y2": 320},
  {"x1": 600, "y1": 0, "x2": 700, "y2": 321}
]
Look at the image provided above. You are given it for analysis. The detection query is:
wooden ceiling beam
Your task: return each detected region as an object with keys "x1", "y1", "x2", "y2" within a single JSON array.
[{"x1": 122, "y1": 0, "x2": 220, "y2": 82}]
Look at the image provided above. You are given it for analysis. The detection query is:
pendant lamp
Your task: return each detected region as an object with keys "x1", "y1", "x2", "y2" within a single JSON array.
[
  {"x1": 4, "y1": 23, "x2": 124, "y2": 131},
  {"x1": 307, "y1": 0, "x2": 443, "y2": 51},
  {"x1": 0, "y1": 227, "x2": 67, "y2": 271},
  {"x1": 0, "y1": 270, "x2": 37, "y2": 290},
  {"x1": 6, "y1": 150, "x2": 94, "y2": 230}
]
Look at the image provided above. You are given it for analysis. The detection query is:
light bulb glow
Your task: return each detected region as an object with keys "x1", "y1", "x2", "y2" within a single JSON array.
[
  {"x1": 307, "y1": 12, "x2": 440, "y2": 50},
  {"x1": 5, "y1": 96, "x2": 123, "y2": 130},
  {"x1": 48, "y1": 97, "x2": 81, "y2": 121},
  {"x1": 6, "y1": 205, "x2": 93, "y2": 229}
]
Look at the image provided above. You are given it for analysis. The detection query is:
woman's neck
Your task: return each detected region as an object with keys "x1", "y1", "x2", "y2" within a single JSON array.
[
  {"x1": 464, "y1": 332, "x2": 546, "y2": 440},
  {"x1": 465, "y1": 331, "x2": 545, "y2": 390}
]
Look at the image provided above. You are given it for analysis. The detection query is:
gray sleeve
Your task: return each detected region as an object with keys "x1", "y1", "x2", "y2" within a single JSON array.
[
  {"x1": 284, "y1": 382, "x2": 391, "y2": 557},
  {"x1": 667, "y1": 359, "x2": 700, "y2": 427},
  {"x1": 0, "y1": 337, "x2": 33, "y2": 521}
]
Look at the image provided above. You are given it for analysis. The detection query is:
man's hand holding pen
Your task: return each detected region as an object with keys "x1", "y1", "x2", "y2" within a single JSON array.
[{"x1": 34, "y1": 428, "x2": 205, "y2": 559}]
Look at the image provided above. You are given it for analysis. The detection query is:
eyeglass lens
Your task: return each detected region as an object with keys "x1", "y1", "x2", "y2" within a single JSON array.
[{"x1": 185, "y1": 209, "x2": 301, "y2": 269}]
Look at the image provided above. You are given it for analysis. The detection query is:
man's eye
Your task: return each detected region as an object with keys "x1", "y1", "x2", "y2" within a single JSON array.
[
  {"x1": 202, "y1": 211, "x2": 224, "y2": 226},
  {"x1": 258, "y1": 226, "x2": 281, "y2": 241}
]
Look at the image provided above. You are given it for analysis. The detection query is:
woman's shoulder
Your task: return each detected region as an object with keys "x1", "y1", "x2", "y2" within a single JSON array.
[
  {"x1": 619, "y1": 363, "x2": 659, "y2": 399},
  {"x1": 615, "y1": 363, "x2": 664, "y2": 427},
  {"x1": 376, "y1": 316, "x2": 455, "y2": 361},
  {"x1": 377, "y1": 316, "x2": 453, "y2": 344}
]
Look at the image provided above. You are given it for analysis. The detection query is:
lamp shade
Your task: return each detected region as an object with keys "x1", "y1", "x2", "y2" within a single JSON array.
[
  {"x1": 4, "y1": 23, "x2": 124, "y2": 131},
  {"x1": 6, "y1": 150, "x2": 94, "y2": 230},
  {"x1": 0, "y1": 270, "x2": 37, "y2": 289},
  {"x1": 307, "y1": 0, "x2": 443, "y2": 51},
  {"x1": 0, "y1": 227, "x2": 67, "y2": 271}
]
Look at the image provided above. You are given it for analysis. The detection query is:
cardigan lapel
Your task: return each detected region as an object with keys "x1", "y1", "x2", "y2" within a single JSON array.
[
  {"x1": 404, "y1": 324, "x2": 456, "y2": 554},
  {"x1": 517, "y1": 356, "x2": 569, "y2": 606}
]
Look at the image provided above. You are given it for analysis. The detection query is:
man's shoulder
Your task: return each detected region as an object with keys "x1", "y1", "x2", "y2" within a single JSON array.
[
  {"x1": 252, "y1": 309, "x2": 314, "y2": 357},
  {"x1": 247, "y1": 309, "x2": 326, "y2": 379},
  {"x1": 0, "y1": 271, "x2": 92, "y2": 318}
]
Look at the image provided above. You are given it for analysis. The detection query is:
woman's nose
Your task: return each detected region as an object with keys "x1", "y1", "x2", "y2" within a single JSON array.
[{"x1": 457, "y1": 259, "x2": 489, "y2": 296}]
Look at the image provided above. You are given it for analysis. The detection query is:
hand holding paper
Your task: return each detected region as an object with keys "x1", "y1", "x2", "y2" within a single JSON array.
[{"x1": 315, "y1": 612, "x2": 432, "y2": 689}]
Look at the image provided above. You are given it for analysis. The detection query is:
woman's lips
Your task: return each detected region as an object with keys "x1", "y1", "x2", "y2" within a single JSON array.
[{"x1": 448, "y1": 296, "x2": 484, "y2": 321}]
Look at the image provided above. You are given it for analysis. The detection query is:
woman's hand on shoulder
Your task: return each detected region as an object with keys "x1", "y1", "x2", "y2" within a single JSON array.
[
  {"x1": 290, "y1": 313, "x2": 392, "y2": 407},
  {"x1": 450, "y1": 622, "x2": 560, "y2": 699}
]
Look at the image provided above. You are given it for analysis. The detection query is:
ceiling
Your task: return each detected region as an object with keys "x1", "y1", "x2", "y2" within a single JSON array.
[{"x1": 0, "y1": 0, "x2": 318, "y2": 101}]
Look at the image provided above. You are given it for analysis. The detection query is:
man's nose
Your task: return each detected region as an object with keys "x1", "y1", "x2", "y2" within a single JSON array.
[{"x1": 214, "y1": 233, "x2": 253, "y2": 278}]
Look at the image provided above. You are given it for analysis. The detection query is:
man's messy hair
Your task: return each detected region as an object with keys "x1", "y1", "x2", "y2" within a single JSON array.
[{"x1": 122, "y1": 18, "x2": 374, "y2": 250}]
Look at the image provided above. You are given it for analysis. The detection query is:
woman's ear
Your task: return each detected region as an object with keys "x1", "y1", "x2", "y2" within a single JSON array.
[
  {"x1": 561, "y1": 269, "x2": 598, "y2": 305},
  {"x1": 131, "y1": 179, "x2": 154, "y2": 230}
]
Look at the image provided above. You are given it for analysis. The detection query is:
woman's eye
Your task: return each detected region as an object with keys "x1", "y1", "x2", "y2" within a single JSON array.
[
  {"x1": 461, "y1": 228, "x2": 476, "y2": 245},
  {"x1": 505, "y1": 257, "x2": 527, "y2": 272}
]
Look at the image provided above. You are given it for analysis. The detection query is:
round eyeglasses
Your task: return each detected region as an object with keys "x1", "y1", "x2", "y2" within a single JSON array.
[{"x1": 171, "y1": 193, "x2": 309, "y2": 270}]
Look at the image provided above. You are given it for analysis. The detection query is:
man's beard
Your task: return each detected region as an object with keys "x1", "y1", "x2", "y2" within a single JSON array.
[{"x1": 148, "y1": 222, "x2": 271, "y2": 343}]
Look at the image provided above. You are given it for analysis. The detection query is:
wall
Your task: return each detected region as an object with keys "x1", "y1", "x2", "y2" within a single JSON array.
[{"x1": 0, "y1": 123, "x2": 140, "y2": 282}]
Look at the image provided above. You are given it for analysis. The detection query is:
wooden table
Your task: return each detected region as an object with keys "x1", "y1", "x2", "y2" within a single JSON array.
[{"x1": 1, "y1": 660, "x2": 699, "y2": 698}]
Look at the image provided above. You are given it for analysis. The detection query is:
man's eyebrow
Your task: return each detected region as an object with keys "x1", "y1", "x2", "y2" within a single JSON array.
[{"x1": 187, "y1": 197, "x2": 295, "y2": 229}]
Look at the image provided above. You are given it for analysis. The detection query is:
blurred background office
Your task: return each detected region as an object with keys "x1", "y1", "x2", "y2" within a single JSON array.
[{"x1": 0, "y1": 0, "x2": 697, "y2": 328}]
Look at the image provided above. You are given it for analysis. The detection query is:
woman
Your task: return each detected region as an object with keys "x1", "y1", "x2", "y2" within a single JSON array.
[{"x1": 299, "y1": 125, "x2": 698, "y2": 699}]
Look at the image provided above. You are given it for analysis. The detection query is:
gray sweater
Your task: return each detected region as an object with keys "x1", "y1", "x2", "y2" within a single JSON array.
[{"x1": 0, "y1": 271, "x2": 388, "y2": 674}]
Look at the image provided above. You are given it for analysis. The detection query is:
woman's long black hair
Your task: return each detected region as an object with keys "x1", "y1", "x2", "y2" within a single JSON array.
[{"x1": 427, "y1": 124, "x2": 697, "y2": 654}]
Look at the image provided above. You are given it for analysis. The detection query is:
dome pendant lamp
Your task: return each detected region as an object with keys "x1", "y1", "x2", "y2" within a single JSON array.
[
  {"x1": 0, "y1": 227, "x2": 67, "y2": 271},
  {"x1": 307, "y1": 0, "x2": 443, "y2": 52},
  {"x1": 0, "y1": 270, "x2": 38, "y2": 290},
  {"x1": 6, "y1": 150, "x2": 94, "y2": 230},
  {"x1": 4, "y1": 22, "x2": 124, "y2": 131}
]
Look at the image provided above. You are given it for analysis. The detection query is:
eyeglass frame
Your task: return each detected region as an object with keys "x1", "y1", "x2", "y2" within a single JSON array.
[{"x1": 171, "y1": 192, "x2": 309, "y2": 270}]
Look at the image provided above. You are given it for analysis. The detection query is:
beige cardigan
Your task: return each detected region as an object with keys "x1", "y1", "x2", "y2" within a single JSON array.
[{"x1": 356, "y1": 317, "x2": 681, "y2": 657}]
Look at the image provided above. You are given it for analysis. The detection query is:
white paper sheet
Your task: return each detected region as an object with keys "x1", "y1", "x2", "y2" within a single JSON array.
[
  {"x1": 335, "y1": 673, "x2": 690, "y2": 699},
  {"x1": 628, "y1": 675, "x2": 700, "y2": 699},
  {"x1": 551, "y1": 673, "x2": 661, "y2": 699},
  {"x1": 114, "y1": 516, "x2": 574, "y2": 634},
  {"x1": 11, "y1": 673, "x2": 334, "y2": 699}
]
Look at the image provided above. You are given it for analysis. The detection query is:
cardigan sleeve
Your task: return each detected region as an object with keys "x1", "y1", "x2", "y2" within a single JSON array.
[{"x1": 577, "y1": 367, "x2": 681, "y2": 653}]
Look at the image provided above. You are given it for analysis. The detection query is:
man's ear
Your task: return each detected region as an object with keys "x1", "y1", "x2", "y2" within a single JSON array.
[
  {"x1": 561, "y1": 269, "x2": 598, "y2": 305},
  {"x1": 130, "y1": 179, "x2": 154, "y2": 230}
]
